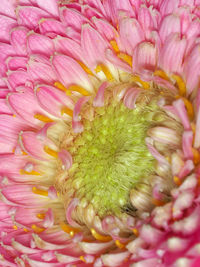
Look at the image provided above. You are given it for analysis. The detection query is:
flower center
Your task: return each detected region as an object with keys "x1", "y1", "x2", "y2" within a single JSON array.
[
  {"x1": 68, "y1": 102, "x2": 157, "y2": 217},
  {"x1": 56, "y1": 85, "x2": 180, "y2": 224}
]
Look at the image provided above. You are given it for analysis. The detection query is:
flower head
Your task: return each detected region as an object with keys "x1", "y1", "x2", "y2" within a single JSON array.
[{"x1": 0, "y1": 0, "x2": 200, "y2": 266}]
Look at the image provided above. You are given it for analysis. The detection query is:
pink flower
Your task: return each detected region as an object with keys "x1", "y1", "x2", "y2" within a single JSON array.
[{"x1": 0, "y1": 0, "x2": 200, "y2": 266}]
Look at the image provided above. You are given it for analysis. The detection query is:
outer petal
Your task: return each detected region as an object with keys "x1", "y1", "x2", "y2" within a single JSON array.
[
  {"x1": 27, "y1": 33, "x2": 55, "y2": 57},
  {"x1": 119, "y1": 18, "x2": 144, "y2": 55},
  {"x1": 29, "y1": 0, "x2": 59, "y2": 17},
  {"x1": 158, "y1": 33, "x2": 186, "y2": 74},
  {"x1": 10, "y1": 26, "x2": 29, "y2": 56},
  {"x1": 16, "y1": 6, "x2": 51, "y2": 29},
  {"x1": 81, "y1": 24, "x2": 110, "y2": 68},
  {"x1": 0, "y1": 15, "x2": 17, "y2": 42}
]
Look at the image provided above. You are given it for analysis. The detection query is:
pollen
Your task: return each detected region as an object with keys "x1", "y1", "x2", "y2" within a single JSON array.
[
  {"x1": 60, "y1": 222, "x2": 80, "y2": 235},
  {"x1": 61, "y1": 107, "x2": 73, "y2": 117},
  {"x1": 32, "y1": 187, "x2": 48, "y2": 196},
  {"x1": 95, "y1": 64, "x2": 114, "y2": 81},
  {"x1": 43, "y1": 145, "x2": 58, "y2": 158},
  {"x1": 90, "y1": 228, "x2": 112, "y2": 242},
  {"x1": 68, "y1": 85, "x2": 91, "y2": 96},
  {"x1": 172, "y1": 74, "x2": 186, "y2": 96},
  {"x1": 31, "y1": 224, "x2": 45, "y2": 233},
  {"x1": 131, "y1": 75, "x2": 150, "y2": 89},
  {"x1": 34, "y1": 114, "x2": 53, "y2": 123},
  {"x1": 117, "y1": 52, "x2": 132, "y2": 66}
]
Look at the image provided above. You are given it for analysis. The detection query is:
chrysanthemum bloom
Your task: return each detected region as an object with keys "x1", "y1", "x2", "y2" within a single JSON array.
[{"x1": 1, "y1": 0, "x2": 200, "y2": 266}]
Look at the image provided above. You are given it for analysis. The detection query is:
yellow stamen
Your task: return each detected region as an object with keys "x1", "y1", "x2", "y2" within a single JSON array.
[
  {"x1": 110, "y1": 40, "x2": 120, "y2": 53},
  {"x1": 32, "y1": 187, "x2": 48, "y2": 196},
  {"x1": 191, "y1": 123, "x2": 196, "y2": 134},
  {"x1": 181, "y1": 97, "x2": 194, "y2": 120},
  {"x1": 68, "y1": 85, "x2": 91, "y2": 96},
  {"x1": 23, "y1": 228, "x2": 29, "y2": 232},
  {"x1": 77, "y1": 61, "x2": 93, "y2": 75},
  {"x1": 60, "y1": 222, "x2": 80, "y2": 236},
  {"x1": 80, "y1": 256, "x2": 86, "y2": 263},
  {"x1": 154, "y1": 70, "x2": 169, "y2": 80},
  {"x1": 95, "y1": 64, "x2": 114, "y2": 81},
  {"x1": 34, "y1": 114, "x2": 53, "y2": 123},
  {"x1": 192, "y1": 148, "x2": 200, "y2": 165},
  {"x1": 54, "y1": 81, "x2": 68, "y2": 92},
  {"x1": 132, "y1": 228, "x2": 139, "y2": 236},
  {"x1": 61, "y1": 107, "x2": 73, "y2": 117},
  {"x1": 20, "y1": 169, "x2": 41, "y2": 176},
  {"x1": 172, "y1": 74, "x2": 186, "y2": 96},
  {"x1": 43, "y1": 145, "x2": 58, "y2": 158},
  {"x1": 115, "y1": 240, "x2": 126, "y2": 249},
  {"x1": 117, "y1": 52, "x2": 132, "y2": 66},
  {"x1": 131, "y1": 75, "x2": 150, "y2": 89},
  {"x1": 90, "y1": 228, "x2": 112, "y2": 242},
  {"x1": 173, "y1": 176, "x2": 182, "y2": 186},
  {"x1": 37, "y1": 213, "x2": 46, "y2": 219},
  {"x1": 31, "y1": 224, "x2": 45, "y2": 233},
  {"x1": 13, "y1": 225, "x2": 18, "y2": 230}
]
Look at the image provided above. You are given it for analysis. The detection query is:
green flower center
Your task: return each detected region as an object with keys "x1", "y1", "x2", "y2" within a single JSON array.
[{"x1": 67, "y1": 99, "x2": 160, "y2": 217}]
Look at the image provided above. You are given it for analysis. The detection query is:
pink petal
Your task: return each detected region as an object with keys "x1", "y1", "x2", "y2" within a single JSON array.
[
  {"x1": 7, "y1": 56, "x2": 28, "y2": 71},
  {"x1": 10, "y1": 26, "x2": 29, "y2": 56},
  {"x1": 81, "y1": 24, "x2": 110, "y2": 68},
  {"x1": 194, "y1": 107, "x2": 200, "y2": 148},
  {"x1": 178, "y1": 159, "x2": 194, "y2": 179},
  {"x1": 159, "y1": 33, "x2": 186, "y2": 74},
  {"x1": 35, "y1": 84, "x2": 74, "y2": 117},
  {"x1": 72, "y1": 96, "x2": 90, "y2": 133},
  {"x1": 0, "y1": 99, "x2": 12, "y2": 115},
  {"x1": 92, "y1": 17, "x2": 117, "y2": 41},
  {"x1": 0, "y1": 114, "x2": 27, "y2": 153},
  {"x1": 184, "y1": 43, "x2": 200, "y2": 94},
  {"x1": 0, "y1": 15, "x2": 17, "y2": 42},
  {"x1": 28, "y1": 55, "x2": 57, "y2": 84},
  {"x1": 93, "y1": 81, "x2": 108, "y2": 107},
  {"x1": 123, "y1": 87, "x2": 140, "y2": 109},
  {"x1": 0, "y1": 43, "x2": 16, "y2": 76},
  {"x1": 101, "y1": 251, "x2": 130, "y2": 267},
  {"x1": 160, "y1": 0, "x2": 179, "y2": 16},
  {"x1": 119, "y1": 18, "x2": 144, "y2": 55},
  {"x1": 52, "y1": 54, "x2": 92, "y2": 91},
  {"x1": 79, "y1": 241, "x2": 114, "y2": 254},
  {"x1": 132, "y1": 42, "x2": 157, "y2": 75},
  {"x1": 7, "y1": 90, "x2": 45, "y2": 125},
  {"x1": 159, "y1": 14, "x2": 181, "y2": 43},
  {"x1": 54, "y1": 36, "x2": 84, "y2": 63},
  {"x1": 16, "y1": 6, "x2": 51, "y2": 29},
  {"x1": 60, "y1": 7, "x2": 89, "y2": 31},
  {"x1": 1, "y1": 185, "x2": 48, "y2": 207},
  {"x1": 27, "y1": 33, "x2": 54, "y2": 57},
  {"x1": 39, "y1": 18, "x2": 67, "y2": 36},
  {"x1": 104, "y1": 0, "x2": 135, "y2": 25},
  {"x1": 66, "y1": 198, "x2": 80, "y2": 228},
  {"x1": 58, "y1": 149, "x2": 73, "y2": 170},
  {"x1": 106, "y1": 49, "x2": 132, "y2": 73},
  {"x1": 30, "y1": 0, "x2": 59, "y2": 17},
  {"x1": 173, "y1": 98, "x2": 191, "y2": 130},
  {"x1": 182, "y1": 131, "x2": 193, "y2": 159},
  {"x1": 7, "y1": 70, "x2": 30, "y2": 90},
  {"x1": 0, "y1": 0, "x2": 16, "y2": 18}
]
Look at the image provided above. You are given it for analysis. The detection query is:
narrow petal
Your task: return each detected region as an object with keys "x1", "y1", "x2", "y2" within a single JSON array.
[{"x1": 159, "y1": 14, "x2": 181, "y2": 43}]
